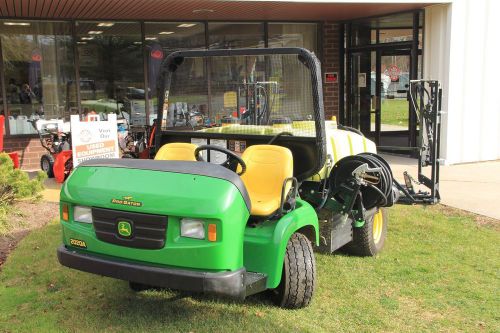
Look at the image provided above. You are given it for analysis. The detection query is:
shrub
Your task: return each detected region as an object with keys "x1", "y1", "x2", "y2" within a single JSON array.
[{"x1": 0, "y1": 153, "x2": 46, "y2": 234}]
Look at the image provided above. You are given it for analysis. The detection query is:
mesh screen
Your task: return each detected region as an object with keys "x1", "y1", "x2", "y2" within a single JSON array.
[{"x1": 160, "y1": 54, "x2": 317, "y2": 137}]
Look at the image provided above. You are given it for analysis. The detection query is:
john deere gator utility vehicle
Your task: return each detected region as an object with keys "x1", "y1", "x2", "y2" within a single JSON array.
[{"x1": 58, "y1": 48, "x2": 402, "y2": 308}]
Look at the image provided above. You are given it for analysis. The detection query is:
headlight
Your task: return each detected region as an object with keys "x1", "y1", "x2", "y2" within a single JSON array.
[
  {"x1": 180, "y1": 218, "x2": 205, "y2": 239},
  {"x1": 74, "y1": 206, "x2": 93, "y2": 224}
]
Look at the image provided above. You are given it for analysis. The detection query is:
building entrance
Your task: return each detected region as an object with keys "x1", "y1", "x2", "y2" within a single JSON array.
[{"x1": 344, "y1": 11, "x2": 422, "y2": 154}]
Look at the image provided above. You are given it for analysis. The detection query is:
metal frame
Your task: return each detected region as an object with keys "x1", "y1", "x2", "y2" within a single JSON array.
[
  {"x1": 396, "y1": 80, "x2": 441, "y2": 204},
  {"x1": 71, "y1": 21, "x2": 81, "y2": 112},
  {"x1": 338, "y1": 24, "x2": 345, "y2": 124}
]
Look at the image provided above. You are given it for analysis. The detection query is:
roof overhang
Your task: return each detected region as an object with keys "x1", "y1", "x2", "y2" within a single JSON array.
[{"x1": 0, "y1": 1, "x2": 441, "y2": 22}]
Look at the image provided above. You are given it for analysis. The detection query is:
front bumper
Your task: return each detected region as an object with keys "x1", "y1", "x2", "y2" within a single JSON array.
[{"x1": 57, "y1": 245, "x2": 246, "y2": 299}]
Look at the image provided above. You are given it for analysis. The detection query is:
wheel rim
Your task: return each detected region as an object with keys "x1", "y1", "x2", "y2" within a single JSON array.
[
  {"x1": 42, "y1": 159, "x2": 49, "y2": 172},
  {"x1": 372, "y1": 210, "x2": 383, "y2": 244}
]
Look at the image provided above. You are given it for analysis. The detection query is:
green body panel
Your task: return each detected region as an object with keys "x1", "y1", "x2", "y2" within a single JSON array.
[
  {"x1": 60, "y1": 165, "x2": 249, "y2": 271},
  {"x1": 243, "y1": 199, "x2": 319, "y2": 288}
]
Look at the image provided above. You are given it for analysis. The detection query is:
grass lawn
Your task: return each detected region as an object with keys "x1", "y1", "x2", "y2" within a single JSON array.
[
  {"x1": 371, "y1": 99, "x2": 409, "y2": 128},
  {"x1": 0, "y1": 205, "x2": 499, "y2": 332}
]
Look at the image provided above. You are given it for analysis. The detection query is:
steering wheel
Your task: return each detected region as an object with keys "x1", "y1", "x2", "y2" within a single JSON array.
[{"x1": 194, "y1": 145, "x2": 247, "y2": 176}]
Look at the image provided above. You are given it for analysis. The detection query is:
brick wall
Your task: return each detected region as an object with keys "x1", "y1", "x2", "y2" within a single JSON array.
[
  {"x1": 322, "y1": 22, "x2": 341, "y2": 120},
  {"x1": 3, "y1": 136, "x2": 46, "y2": 170}
]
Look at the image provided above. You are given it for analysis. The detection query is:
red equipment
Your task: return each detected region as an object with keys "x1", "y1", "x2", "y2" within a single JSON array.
[
  {"x1": 0, "y1": 115, "x2": 19, "y2": 168},
  {"x1": 29, "y1": 119, "x2": 72, "y2": 182},
  {"x1": 53, "y1": 150, "x2": 73, "y2": 183}
]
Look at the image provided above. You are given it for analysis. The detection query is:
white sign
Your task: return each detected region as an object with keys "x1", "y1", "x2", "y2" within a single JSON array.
[
  {"x1": 71, "y1": 114, "x2": 119, "y2": 167},
  {"x1": 191, "y1": 138, "x2": 208, "y2": 161},
  {"x1": 358, "y1": 73, "x2": 367, "y2": 88},
  {"x1": 209, "y1": 139, "x2": 228, "y2": 164},
  {"x1": 190, "y1": 138, "x2": 227, "y2": 164}
]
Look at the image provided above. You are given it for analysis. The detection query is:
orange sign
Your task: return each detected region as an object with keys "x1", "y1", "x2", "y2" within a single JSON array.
[{"x1": 75, "y1": 139, "x2": 116, "y2": 158}]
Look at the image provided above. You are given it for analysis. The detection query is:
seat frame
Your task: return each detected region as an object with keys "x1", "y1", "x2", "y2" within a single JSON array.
[{"x1": 279, "y1": 177, "x2": 299, "y2": 215}]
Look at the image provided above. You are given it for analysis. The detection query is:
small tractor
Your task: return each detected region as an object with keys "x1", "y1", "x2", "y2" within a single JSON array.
[{"x1": 57, "y1": 48, "x2": 441, "y2": 308}]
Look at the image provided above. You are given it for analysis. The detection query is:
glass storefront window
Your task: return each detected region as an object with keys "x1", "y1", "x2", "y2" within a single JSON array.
[
  {"x1": 268, "y1": 23, "x2": 317, "y2": 53},
  {"x1": 144, "y1": 22, "x2": 206, "y2": 119},
  {"x1": 378, "y1": 29, "x2": 413, "y2": 43},
  {"x1": 267, "y1": 23, "x2": 317, "y2": 126},
  {"x1": 350, "y1": 12, "x2": 423, "y2": 47},
  {"x1": 208, "y1": 23, "x2": 264, "y2": 49},
  {"x1": 0, "y1": 20, "x2": 320, "y2": 136},
  {"x1": 1, "y1": 20, "x2": 75, "y2": 135},
  {"x1": 207, "y1": 23, "x2": 265, "y2": 120},
  {"x1": 76, "y1": 21, "x2": 143, "y2": 124}
]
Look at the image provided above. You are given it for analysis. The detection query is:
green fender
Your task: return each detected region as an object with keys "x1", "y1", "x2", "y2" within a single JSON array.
[{"x1": 243, "y1": 199, "x2": 319, "y2": 289}]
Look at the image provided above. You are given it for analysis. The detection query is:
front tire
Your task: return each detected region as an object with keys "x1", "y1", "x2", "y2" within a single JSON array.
[
  {"x1": 40, "y1": 154, "x2": 54, "y2": 178},
  {"x1": 271, "y1": 233, "x2": 316, "y2": 309},
  {"x1": 344, "y1": 208, "x2": 387, "y2": 256}
]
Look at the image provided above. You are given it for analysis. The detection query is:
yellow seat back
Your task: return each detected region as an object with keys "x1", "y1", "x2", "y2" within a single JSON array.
[
  {"x1": 154, "y1": 143, "x2": 197, "y2": 161},
  {"x1": 239, "y1": 145, "x2": 293, "y2": 216}
]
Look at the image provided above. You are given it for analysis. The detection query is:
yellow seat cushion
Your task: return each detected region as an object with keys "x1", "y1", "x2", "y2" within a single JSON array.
[
  {"x1": 239, "y1": 145, "x2": 293, "y2": 216},
  {"x1": 154, "y1": 143, "x2": 198, "y2": 161}
]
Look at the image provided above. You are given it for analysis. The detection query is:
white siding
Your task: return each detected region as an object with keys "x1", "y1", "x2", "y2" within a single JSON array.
[{"x1": 425, "y1": 1, "x2": 500, "y2": 164}]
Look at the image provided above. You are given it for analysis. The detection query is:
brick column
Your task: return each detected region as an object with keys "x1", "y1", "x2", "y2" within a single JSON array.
[{"x1": 322, "y1": 22, "x2": 341, "y2": 120}]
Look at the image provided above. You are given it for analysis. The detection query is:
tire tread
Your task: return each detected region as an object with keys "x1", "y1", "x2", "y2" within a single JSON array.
[{"x1": 273, "y1": 233, "x2": 316, "y2": 309}]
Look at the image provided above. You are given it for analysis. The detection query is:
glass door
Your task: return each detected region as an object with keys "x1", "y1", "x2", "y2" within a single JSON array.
[
  {"x1": 376, "y1": 50, "x2": 411, "y2": 148},
  {"x1": 345, "y1": 10, "x2": 423, "y2": 153},
  {"x1": 349, "y1": 51, "x2": 375, "y2": 135}
]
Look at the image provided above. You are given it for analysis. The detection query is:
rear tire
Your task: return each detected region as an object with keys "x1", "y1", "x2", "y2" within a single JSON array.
[
  {"x1": 344, "y1": 208, "x2": 387, "y2": 256},
  {"x1": 271, "y1": 233, "x2": 316, "y2": 309},
  {"x1": 40, "y1": 154, "x2": 54, "y2": 178}
]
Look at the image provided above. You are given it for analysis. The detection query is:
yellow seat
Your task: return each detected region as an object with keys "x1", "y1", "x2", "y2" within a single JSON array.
[
  {"x1": 154, "y1": 143, "x2": 198, "y2": 161},
  {"x1": 239, "y1": 145, "x2": 293, "y2": 216}
]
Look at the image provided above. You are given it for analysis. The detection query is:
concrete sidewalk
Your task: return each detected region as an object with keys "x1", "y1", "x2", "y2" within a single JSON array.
[
  {"x1": 382, "y1": 154, "x2": 500, "y2": 220},
  {"x1": 42, "y1": 177, "x2": 61, "y2": 203}
]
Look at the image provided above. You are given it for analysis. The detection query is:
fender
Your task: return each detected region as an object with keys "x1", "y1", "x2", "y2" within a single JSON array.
[{"x1": 243, "y1": 199, "x2": 319, "y2": 289}]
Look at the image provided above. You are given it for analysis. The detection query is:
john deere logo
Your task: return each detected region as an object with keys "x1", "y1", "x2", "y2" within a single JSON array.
[
  {"x1": 117, "y1": 221, "x2": 132, "y2": 237},
  {"x1": 111, "y1": 196, "x2": 142, "y2": 207}
]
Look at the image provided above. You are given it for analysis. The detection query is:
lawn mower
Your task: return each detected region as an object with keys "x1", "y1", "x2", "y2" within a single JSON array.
[
  {"x1": 57, "y1": 48, "x2": 438, "y2": 309},
  {"x1": 118, "y1": 122, "x2": 157, "y2": 159},
  {"x1": 29, "y1": 119, "x2": 73, "y2": 183}
]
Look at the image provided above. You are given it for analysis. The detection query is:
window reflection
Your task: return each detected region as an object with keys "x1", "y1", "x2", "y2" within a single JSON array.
[
  {"x1": 208, "y1": 23, "x2": 264, "y2": 49},
  {"x1": 165, "y1": 54, "x2": 316, "y2": 137},
  {"x1": 268, "y1": 23, "x2": 317, "y2": 53},
  {"x1": 144, "y1": 22, "x2": 206, "y2": 119},
  {"x1": 76, "y1": 21, "x2": 143, "y2": 125},
  {"x1": 0, "y1": 20, "x2": 319, "y2": 136},
  {"x1": 1, "y1": 20, "x2": 75, "y2": 135}
]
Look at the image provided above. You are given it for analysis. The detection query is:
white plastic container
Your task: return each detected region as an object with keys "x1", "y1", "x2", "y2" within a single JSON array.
[{"x1": 8, "y1": 116, "x2": 17, "y2": 135}]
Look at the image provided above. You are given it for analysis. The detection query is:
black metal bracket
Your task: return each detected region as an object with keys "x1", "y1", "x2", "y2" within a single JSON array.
[
  {"x1": 279, "y1": 177, "x2": 299, "y2": 215},
  {"x1": 397, "y1": 80, "x2": 442, "y2": 205}
]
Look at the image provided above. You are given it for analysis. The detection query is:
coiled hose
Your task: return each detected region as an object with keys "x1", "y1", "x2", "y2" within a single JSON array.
[{"x1": 329, "y1": 153, "x2": 396, "y2": 210}]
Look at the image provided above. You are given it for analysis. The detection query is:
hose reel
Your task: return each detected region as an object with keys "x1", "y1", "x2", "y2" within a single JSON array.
[{"x1": 329, "y1": 153, "x2": 398, "y2": 211}]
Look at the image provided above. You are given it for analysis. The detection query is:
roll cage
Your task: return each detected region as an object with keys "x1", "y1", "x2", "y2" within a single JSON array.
[{"x1": 154, "y1": 47, "x2": 326, "y2": 181}]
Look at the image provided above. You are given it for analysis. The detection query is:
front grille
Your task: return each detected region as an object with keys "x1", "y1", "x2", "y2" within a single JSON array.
[{"x1": 92, "y1": 207, "x2": 168, "y2": 249}]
